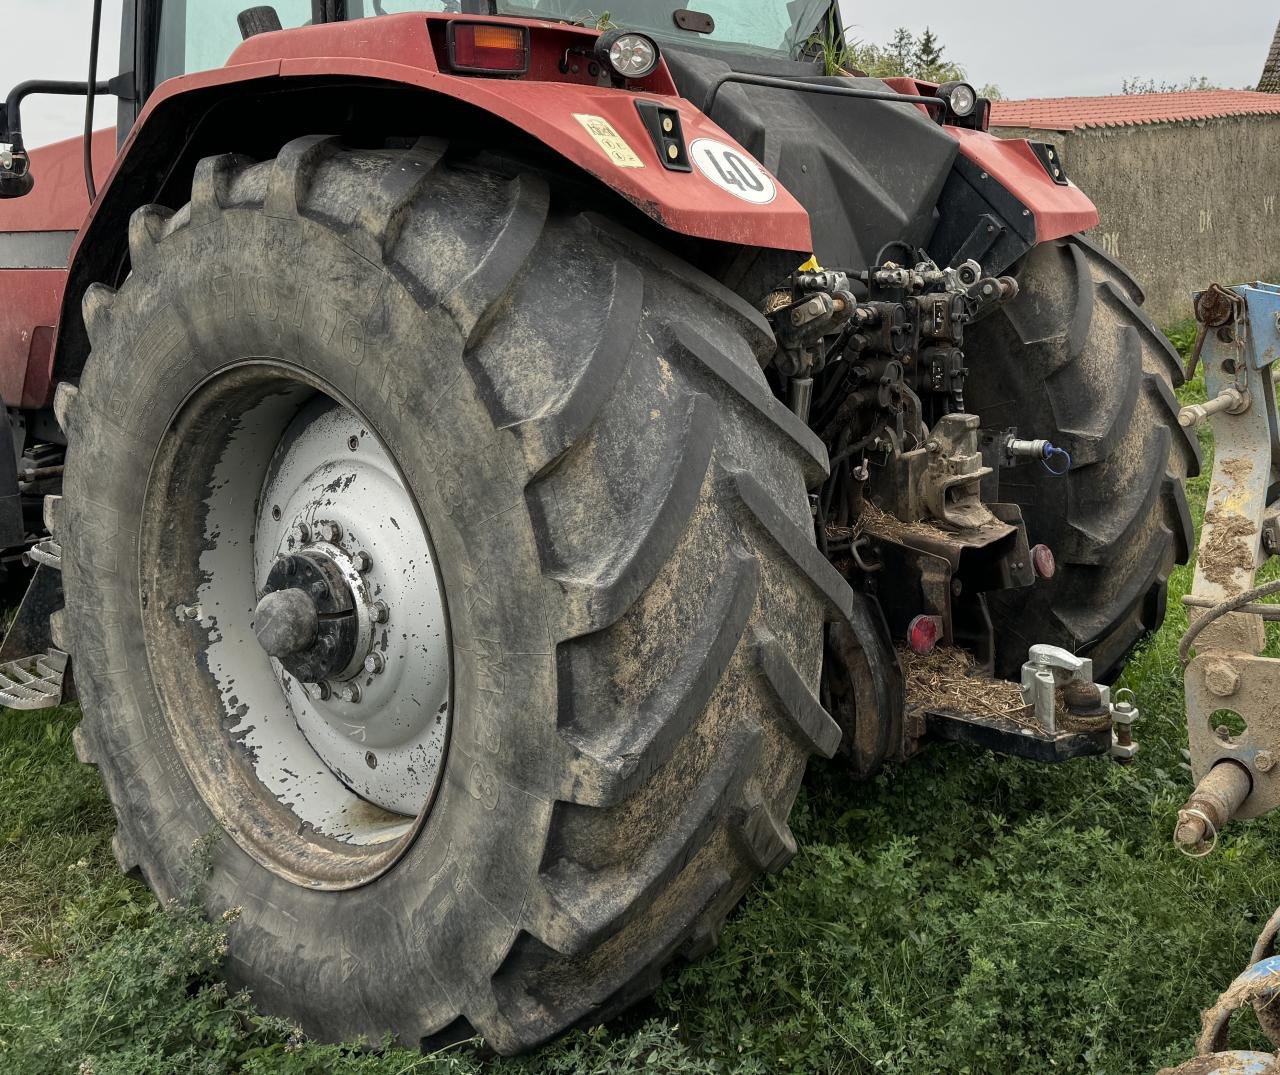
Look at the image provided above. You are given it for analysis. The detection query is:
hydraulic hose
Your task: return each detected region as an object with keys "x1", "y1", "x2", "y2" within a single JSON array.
[{"x1": 1178, "y1": 577, "x2": 1280, "y2": 665}]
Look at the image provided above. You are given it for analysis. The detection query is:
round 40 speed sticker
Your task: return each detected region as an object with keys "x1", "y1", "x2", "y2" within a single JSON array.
[{"x1": 689, "y1": 138, "x2": 778, "y2": 205}]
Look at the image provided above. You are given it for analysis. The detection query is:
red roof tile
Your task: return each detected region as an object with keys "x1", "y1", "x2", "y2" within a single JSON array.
[{"x1": 991, "y1": 90, "x2": 1280, "y2": 132}]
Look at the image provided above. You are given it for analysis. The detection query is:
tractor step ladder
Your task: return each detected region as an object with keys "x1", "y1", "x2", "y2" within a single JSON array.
[
  {"x1": 0, "y1": 551, "x2": 71, "y2": 712},
  {"x1": 25, "y1": 538, "x2": 61, "y2": 570},
  {"x1": 0, "y1": 649, "x2": 67, "y2": 709}
]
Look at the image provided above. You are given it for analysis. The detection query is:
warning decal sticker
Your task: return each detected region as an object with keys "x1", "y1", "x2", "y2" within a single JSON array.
[{"x1": 573, "y1": 114, "x2": 646, "y2": 169}]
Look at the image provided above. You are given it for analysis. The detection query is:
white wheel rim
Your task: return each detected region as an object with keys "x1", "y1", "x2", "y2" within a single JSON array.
[
  {"x1": 192, "y1": 390, "x2": 452, "y2": 847},
  {"x1": 253, "y1": 400, "x2": 451, "y2": 817}
]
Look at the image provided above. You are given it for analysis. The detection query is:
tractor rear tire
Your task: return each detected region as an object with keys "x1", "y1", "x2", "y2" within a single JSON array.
[
  {"x1": 964, "y1": 235, "x2": 1199, "y2": 680},
  {"x1": 59, "y1": 138, "x2": 844, "y2": 1052}
]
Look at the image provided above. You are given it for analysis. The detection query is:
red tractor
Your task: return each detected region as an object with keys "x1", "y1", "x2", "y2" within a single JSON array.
[{"x1": 0, "y1": 0, "x2": 1193, "y2": 1054}]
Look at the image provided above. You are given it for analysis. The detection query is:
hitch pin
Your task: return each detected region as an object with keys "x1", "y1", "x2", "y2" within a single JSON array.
[{"x1": 1178, "y1": 385, "x2": 1249, "y2": 429}]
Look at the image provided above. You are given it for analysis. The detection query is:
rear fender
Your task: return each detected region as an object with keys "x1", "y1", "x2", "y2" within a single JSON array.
[
  {"x1": 51, "y1": 15, "x2": 812, "y2": 399},
  {"x1": 881, "y1": 77, "x2": 1099, "y2": 254}
]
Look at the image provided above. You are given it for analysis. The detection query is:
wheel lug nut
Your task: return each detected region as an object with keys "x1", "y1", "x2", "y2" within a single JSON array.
[
  {"x1": 297, "y1": 521, "x2": 312, "y2": 543},
  {"x1": 337, "y1": 683, "x2": 362, "y2": 703},
  {"x1": 315, "y1": 520, "x2": 342, "y2": 544},
  {"x1": 373, "y1": 601, "x2": 389, "y2": 624},
  {"x1": 364, "y1": 652, "x2": 385, "y2": 674},
  {"x1": 353, "y1": 550, "x2": 373, "y2": 574},
  {"x1": 307, "y1": 681, "x2": 332, "y2": 701}
]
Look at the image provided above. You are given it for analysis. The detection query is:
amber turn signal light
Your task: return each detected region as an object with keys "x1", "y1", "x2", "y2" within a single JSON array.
[{"x1": 447, "y1": 22, "x2": 530, "y2": 76}]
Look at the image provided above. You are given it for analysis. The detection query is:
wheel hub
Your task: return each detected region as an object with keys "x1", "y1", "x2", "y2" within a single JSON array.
[
  {"x1": 255, "y1": 552, "x2": 359, "y2": 682},
  {"x1": 249, "y1": 400, "x2": 451, "y2": 819}
]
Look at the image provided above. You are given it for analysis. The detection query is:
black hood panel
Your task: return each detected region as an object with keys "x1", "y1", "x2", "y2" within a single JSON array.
[{"x1": 664, "y1": 48, "x2": 959, "y2": 272}]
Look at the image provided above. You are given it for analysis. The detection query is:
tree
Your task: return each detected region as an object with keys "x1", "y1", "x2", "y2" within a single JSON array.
[
  {"x1": 887, "y1": 27, "x2": 915, "y2": 74},
  {"x1": 1122, "y1": 75, "x2": 1220, "y2": 94},
  {"x1": 914, "y1": 28, "x2": 945, "y2": 72},
  {"x1": 831, "y1": 25, "x2": 998, "y2": 96}
]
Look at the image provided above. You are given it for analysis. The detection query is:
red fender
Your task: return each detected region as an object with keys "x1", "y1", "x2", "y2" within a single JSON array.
[
  {"x1": 87, "y1": 13, "x2": 812, "y2": 257},
  {"x1": 882, "y1": 77, "x2": 1099, "y2": 241}
]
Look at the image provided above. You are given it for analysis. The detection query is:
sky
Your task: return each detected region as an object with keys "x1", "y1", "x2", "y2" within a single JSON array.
[
  {"x1": 839, "y1": 0, "x2": 1278, "y2": 100},
  {"x1": 3, "y1": 0, "x2": 1278, "y2": 146}
]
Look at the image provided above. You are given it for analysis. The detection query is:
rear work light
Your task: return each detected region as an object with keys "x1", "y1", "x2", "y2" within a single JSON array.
[{"x1": 447, "y1": 21, "x2": 530, "y2": 76}]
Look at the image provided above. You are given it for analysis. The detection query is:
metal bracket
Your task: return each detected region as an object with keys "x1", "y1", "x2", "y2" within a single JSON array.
[
  {"x1": 1180, "y1": 282, "x2": 1280, "y2": 827},
  {"x1": 1020, "y1": 644, "x2": 1104, "y2": 734},
  {"x1": 924, "y1": 706, "x2": 1111, "y2": 763}
]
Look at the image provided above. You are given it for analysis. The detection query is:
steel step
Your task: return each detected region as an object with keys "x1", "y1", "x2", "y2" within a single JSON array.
[
  {"x1": 0, "y1": 649, "x2": 68, "y2": 710},
  {"x1": 26, "y1": 538, "x2": 61, "y2": 570}
]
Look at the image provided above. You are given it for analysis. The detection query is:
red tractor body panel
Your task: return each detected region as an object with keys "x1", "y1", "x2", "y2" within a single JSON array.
[
  {"x1": 946, "y1": 128, "x2": 1100, "y2": 241},
  {"x1": 880, "y1": 78, "x2": 1100, "y2": 241},
  {"x1": 0, "y1": 131, "x2": 114, "y2": 407},
  {"x1": 0, "y1": 14, "x2": 1100, "y2": 410}
]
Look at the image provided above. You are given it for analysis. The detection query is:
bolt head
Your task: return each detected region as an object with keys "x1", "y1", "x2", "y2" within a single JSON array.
[
  {"x1": 315, "y1": 520, "x2": 342, "y2": 544},
  {"x1": 353, "y1": 551, "x2": 373, "y2": 574},
  {"x1": 338, "y1": 683, "x2": 362, "y2": 704},
  {"x1": 373, "y1": 601, "x2": 390, "y2": 624},
  {"x1": 1258, "y1": 751, "x2": 1276, "y2": 773},
  {"x1": 307, "y1": 681, "x2": 332, "y2": 701},
  {"x1": 364, "y1": 652, "x2": 385, "y2": 675},
  {"x1": 1205, "y1": 661, "x2": 1240, "y2": 698}
]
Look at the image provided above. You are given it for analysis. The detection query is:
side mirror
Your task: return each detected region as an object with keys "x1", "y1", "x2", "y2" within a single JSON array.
[
  {"x1": 0, "y1": 138, "x2": 34, "y2": 199},
  {"x1": 0, "y1": 78, "x2": 117, "y2": 201}
]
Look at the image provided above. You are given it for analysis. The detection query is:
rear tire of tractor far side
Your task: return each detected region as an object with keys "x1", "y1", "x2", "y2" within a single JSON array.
[{"x1": 964, "y1": 235, "x2": 1199, "y2": 681}]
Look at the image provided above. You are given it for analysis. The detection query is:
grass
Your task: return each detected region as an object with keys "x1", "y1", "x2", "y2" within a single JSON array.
[{"x1": 2, "y1": 322, "x2": 1280, "y2": 1073}]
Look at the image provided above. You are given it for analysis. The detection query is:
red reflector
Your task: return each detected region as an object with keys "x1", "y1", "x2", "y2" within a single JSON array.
[
  {"x1": 1031, "y1": 544, "x2": 1056, "y2": 580},
  {"x1": 907, "y1": 615, "x2": 943, "y2": 656},
  {"x1": 448, "y1": 22, "x2": 529, "y2": 75}
]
